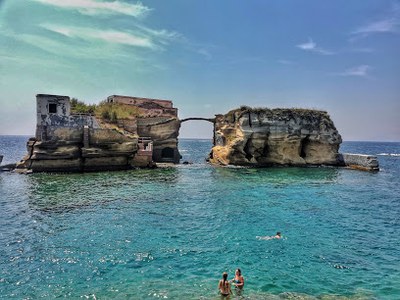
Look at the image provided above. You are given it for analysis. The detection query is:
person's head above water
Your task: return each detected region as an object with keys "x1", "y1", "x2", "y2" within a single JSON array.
[
  {"x1": 235, "y1": 269, "x2": 241, "y2": 276},
  {"x1": 222, "y1": 272, "x2": 228, "y2": 281},
  {"x1": 276, "y1": 232, "x2": 281, "y2": 236}
]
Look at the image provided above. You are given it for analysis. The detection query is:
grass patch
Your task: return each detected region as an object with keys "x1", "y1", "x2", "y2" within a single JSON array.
[
  {"x1": 70, "y1": 98, "x2": 96, "y2": 114},
  {"x1": 95, "y1": 101, "x2": 141, "y2": 123}
]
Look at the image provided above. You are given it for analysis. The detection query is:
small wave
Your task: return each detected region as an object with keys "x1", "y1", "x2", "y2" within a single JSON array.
[{"x1": 377, "y1": 153, "x2": 400, "y2": 157}]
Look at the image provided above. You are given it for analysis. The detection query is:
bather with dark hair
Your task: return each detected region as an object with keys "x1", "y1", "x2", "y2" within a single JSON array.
[{"x1": 218, "y1": 272, "x2": 232, "y2": 297}]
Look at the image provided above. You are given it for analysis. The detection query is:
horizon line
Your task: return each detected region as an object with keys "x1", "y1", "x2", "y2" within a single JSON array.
[{"x1": 0, "y1": 134, "x2": 399, "y2": 143}]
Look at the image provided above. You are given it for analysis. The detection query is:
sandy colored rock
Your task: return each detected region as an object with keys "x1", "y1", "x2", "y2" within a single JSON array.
[{"x1": 209, "y1": 107, "x2": 342, "y2": 167}]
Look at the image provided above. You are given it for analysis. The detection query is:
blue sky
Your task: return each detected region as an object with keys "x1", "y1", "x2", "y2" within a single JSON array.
[{"x1": 0, "y1": 0, "x2": 399, "y2": 141}]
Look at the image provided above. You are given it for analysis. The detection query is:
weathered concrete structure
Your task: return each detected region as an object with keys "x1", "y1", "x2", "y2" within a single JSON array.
[
  {"x1": 338, "y1": 153, "x2": 379, "y2": 171},
  {"x1": 16, "y1": 94, "x2": 153, "y2": 173},
  {"x1": 136, "y1": 117, "x2": 181, "y2": 163},
  {"x1": 35, "y1": 94, "x2": 99, "y2": 140},
  {"x1": 107, "y1": 95, "x2": 181, "y2": 163},
  {"x1": 107, "y1": 95, "x2": 178, "y2": 117}
]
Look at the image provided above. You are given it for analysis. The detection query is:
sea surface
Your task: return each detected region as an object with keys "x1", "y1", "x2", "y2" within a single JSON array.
[{"x1": 0, "y1": 136, "x2": 399, "y2": 299}]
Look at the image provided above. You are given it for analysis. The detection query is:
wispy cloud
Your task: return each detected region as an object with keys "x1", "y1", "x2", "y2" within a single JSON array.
[
  {"x1": 31, "y1": 0, "x2": 151, "y2": 17},
  {"x1": 134, "y1": 25, "x2": 180, "y2": 43},
  {"x1": 352, "y1": 19, "x2": 399, "y2": 35},
  {"x1": 5, "y1": 30, "x2": 164, "y2": 74},
  {"x1": 10, "y1": 32, "x2": 114, "y2": 59},
  {"x1": 338, "y1": 65, "x2": 371, "y2": 77},
  {"x1": 351, "y1": 3, "x2": 400, "y2": 39},
  {"x1": 41, "y1": 23, "x2": 155, "y2": 48},
  {"x1": 296, "y1": 38, "x2": 333, "y2": 55}
]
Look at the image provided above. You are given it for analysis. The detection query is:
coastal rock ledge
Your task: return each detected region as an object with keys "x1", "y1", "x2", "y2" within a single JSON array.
[{"x1": 209, "y1": 107, "x2": 342, "y2": 167}]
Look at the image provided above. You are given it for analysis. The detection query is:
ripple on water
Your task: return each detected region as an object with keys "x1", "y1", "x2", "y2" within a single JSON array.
[{"x1": 0, "y1": 139, "x2": 400, "y2": 299}]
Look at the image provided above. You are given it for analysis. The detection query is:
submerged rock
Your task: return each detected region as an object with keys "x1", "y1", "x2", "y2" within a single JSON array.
[{"x1": 209, "y1": 106, "x2": 342, "y2": 167}]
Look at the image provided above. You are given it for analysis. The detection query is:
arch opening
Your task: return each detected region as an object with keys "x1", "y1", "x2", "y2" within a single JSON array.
[{"x1": 178, "y1": 119, "x2": 215, "y2": 164}]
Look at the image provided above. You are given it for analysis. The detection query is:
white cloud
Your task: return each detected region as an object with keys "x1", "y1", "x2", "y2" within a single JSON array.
[
  {"x1": 31, "y1": 0, "x2": 151, "y2": 17},
  {"x1": 135, "y1": 25, "x2": 180, "y2": 42},
  {"x1": 41, "y1": 24, "x2": 154, "y2": 48},
  {"x1": 352, "y1": 18, "x2": 398, "y2": 35},
  {"x1": 297, "y1": 39, "x2": 316, "y2": 50},
  {"x1": 339, "y1": 65, "x2": 371, "y2": 77},
  {"x1": 296, "y1": 38, "x2": 333, "y2": 55},
  {"x1": 351, "y1": 3, "x2": 400, "y2": 39},
  {"x1": 11, "y1": 33, "x2": 112, "y2": 58}
]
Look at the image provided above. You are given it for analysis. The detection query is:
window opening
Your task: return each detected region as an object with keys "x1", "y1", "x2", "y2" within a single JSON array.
[{"x1": 48, "y1": 103, "x2": 57, "y2": 113}]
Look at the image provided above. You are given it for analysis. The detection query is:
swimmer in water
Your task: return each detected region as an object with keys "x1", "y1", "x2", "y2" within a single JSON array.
[
  {"x1": 218, "y1": 272, "x2": 232, "y2": 297},
  {"x1": 231, "y1": 268, "x2": 244, "y2": 289},
  {"x1": 256, "y1": 231, "x2": 282, "y2": 240}
]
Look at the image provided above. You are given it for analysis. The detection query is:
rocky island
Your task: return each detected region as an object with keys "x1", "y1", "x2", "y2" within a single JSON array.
[
  {"x1": 208, "y1": 106, "x2": 378, "y2": 171},
  {"x1": 14, "y1": 94, "x2": 180, "y2": 173},
  {"x1": 1, "y1": 94, "x2": 378, "y2": 173},
  {"x1": 209, "y1": 106, "x2": 342, "y2": 167}
]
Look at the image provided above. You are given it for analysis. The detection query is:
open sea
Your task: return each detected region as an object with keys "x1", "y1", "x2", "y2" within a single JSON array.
[{"x1": 0, "y1": 136, "x2": 399, "y2": 299}]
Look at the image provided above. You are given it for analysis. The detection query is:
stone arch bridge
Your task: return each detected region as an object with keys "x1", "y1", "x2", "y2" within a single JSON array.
[
  {"x1": 179, "y1": 117, "x2": 217, "y2": 154},
  {"x1": 180, "y1": 117, "x2": 216, "y2": 124}
]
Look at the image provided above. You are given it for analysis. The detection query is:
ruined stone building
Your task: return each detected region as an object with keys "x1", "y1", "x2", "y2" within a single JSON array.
[
  {"x1": 105, "y1": 95, "x2": 181, "y2": 164},
  {"x1": 35, "y1": 94, "x2": 100, "y2": 140},
  {"x1": 106, "y1": 95, "x2": 178, "y2": 117},
  {"x1": 16, "y1": 94, "x2": 177, "y2": 173}
]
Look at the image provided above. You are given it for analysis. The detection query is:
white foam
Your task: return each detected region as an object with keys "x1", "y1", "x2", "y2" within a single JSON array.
[{"x1": 377, "y1": 153, "x2": 400, "y2": 157}]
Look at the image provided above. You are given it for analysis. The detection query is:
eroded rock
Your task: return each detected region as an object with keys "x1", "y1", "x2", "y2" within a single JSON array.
[{"x1": 209, "y1": 107, "x2": 342, "y2": 167}]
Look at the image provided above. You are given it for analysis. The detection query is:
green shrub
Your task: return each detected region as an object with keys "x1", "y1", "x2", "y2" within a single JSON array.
[
  {"x1": 101, "y1": 110, "x2": 111, "y2": 120},
  {"x1": 70, "y1": 97, "x2": 96, "y2": 114},
  {"x1": 111, "y1": 111, "x2": 118, "y2": 123}
]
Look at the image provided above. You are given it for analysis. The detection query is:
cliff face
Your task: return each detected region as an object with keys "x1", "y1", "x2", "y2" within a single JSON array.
[
  {"x1": 136, "y1": 117, "x2": 181, "y2": 163},
  {"x1": 209, "y1": 107, "x2": 342, "y2": 167},
  {"x1": 16, "y1": 127, "x2": 146, "y2": 173}
]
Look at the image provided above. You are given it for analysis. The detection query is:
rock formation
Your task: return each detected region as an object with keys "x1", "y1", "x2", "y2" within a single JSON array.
[
  {"x1": 16, "y1": 127, "x2": 145, "y2": 173},
  {"x1": 11, "y1": 94, "x2": 378, "y2": 173},
  {"x1": 209, "y1": 106, "x2": 342, "y2": 167},
  {"x1": 136, "y1": 117, "x2": 181, "y2": 163},
  {"x1": 15, "y1": 94, "x2": 155, "y2": 173}
]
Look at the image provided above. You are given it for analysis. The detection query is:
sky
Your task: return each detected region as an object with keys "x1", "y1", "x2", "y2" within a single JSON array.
[{"x1": 0, "y1": 0, "x2": 399, "y2": 141}]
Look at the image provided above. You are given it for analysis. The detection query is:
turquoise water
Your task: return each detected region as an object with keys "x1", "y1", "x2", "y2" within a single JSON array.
[{"x1": 1, "y1": 137, "x2": 400, "y2": 299}]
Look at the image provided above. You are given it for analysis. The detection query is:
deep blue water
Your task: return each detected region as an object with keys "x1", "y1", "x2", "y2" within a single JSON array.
[{"x1": 0, "y1": 136, "x2": 399, "y2": 299}]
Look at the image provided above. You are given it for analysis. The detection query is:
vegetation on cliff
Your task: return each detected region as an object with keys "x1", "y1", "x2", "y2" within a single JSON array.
[
  {"x1": 70, "y1": 98, "x2": 140, "y2": 123},
  {"x1": 70, "y1": 98, "x2": 96, "y2": 114},
  {"x1": 223, "y1": 106, "x2": 336, "y2": 130},
  {"x1": 235, "y1": 106, "x2": 330, "y2": 119},
  {"x1": 95, "y1": 101, "x2": 140, "y2": 123}
]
